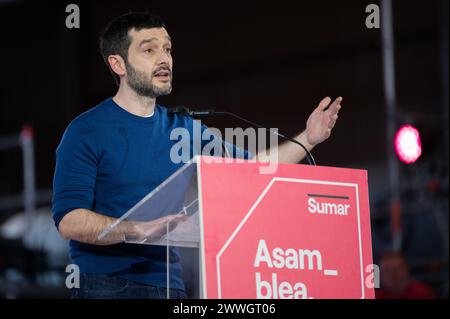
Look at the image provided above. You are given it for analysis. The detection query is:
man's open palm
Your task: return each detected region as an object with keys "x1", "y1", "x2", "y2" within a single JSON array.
[{"x1": 306, "y1": 96, "x2": 343, "y2": 146}]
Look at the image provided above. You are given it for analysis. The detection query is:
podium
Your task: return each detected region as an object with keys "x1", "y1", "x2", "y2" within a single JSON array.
[{"x1": 98, "y1": 156, "x2": 375, "y2": 299}]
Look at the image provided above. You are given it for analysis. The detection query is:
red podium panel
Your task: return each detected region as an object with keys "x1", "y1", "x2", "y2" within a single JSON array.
[{"x1": 198, "y1": 159, "x2": 374, "y2": 299}]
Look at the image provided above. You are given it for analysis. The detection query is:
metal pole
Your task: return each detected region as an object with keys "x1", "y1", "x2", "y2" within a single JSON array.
[
  {"x1": 381, "y1": 0, "x2": 402, "y2": 251},
  {"x1": 439, "y1": 0, "x2": 449, "y2": 297},
  {"x1": 20, "y1": 124, "x2": 36, "y2": 237},
  {"x1": 440, "y1": 0, "x2": 449, "y2": 183}
]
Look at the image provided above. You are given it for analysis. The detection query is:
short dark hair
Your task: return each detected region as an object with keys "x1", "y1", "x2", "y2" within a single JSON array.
[{"x1": 99, "y1": 12, "x2": 167, "y2": 84}]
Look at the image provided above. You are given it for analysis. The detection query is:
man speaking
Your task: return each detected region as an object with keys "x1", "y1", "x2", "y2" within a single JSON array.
[{"x1": 52, "y1": 12, "x2": 342, "y2": 299}]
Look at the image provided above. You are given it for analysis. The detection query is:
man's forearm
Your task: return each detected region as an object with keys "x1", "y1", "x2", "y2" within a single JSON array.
[
  {"x1": 58, "y1": 208, "x2": 134, "y2": 246},
  {"x1": 254, "y1": 130, "x2": 316, "y2": 164}
]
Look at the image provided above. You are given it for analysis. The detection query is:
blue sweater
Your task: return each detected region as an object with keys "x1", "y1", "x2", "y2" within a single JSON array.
[{"x1": 52, "y1": 97, "x2": 250, "y2": 289}]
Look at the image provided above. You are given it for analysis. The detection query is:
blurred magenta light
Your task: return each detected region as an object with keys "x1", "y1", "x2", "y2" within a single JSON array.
[{"x1": 394, "y1": 125, "x2": 422, "y2": 164}]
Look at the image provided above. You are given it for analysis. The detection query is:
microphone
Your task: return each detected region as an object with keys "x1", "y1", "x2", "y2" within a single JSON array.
[
  {"x1": 168, "y1": 106, "x2": 215, "y2": 116},
  {"x1": 167, "y1": 106, "x2": 316, "y2": 166}
]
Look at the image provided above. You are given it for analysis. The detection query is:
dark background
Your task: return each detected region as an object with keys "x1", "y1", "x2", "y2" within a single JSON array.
[{"x1": 0, "y1": 0, "x2": 448, "y2": 298}]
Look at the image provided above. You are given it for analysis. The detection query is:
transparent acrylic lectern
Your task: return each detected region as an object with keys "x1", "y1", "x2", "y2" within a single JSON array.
[{"x1": 97, "y1": 160, "x2": 202, "y2": 299}]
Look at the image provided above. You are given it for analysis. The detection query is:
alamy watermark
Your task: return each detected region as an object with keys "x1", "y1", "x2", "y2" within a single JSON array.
[
  {"x1": 64, "y1": 263, "x2": 380, "y2": 290},
  {"x1": 169, "y1": 121, "x2": 280, "y2": 174},
  {"x1": 365, "y1": 4, "x2": 380, "y2": 29},
  {"x1": 365, "y1": 263, "x2": 380, "y2": 289},
  {"x1": 65, "y1": 4, "x2": 80, "y2": 29},
  {"x1": 65, "y1": 264, "x2": 80, "y2": 289}
]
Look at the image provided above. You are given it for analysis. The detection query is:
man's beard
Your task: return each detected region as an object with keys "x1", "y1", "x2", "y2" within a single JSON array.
[{"x1": 125, "y1": 61, "x2": 172, "y2": 98}]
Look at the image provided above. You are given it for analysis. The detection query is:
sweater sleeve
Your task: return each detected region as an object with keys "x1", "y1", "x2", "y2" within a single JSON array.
[{"x1": 51, "y1": 121, "x2": 99, "y2": 229}]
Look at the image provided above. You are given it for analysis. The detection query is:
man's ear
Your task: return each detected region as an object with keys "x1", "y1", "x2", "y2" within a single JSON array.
[{"x1": 107, "y1": 55, "x2": 126, "y2": 78}]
